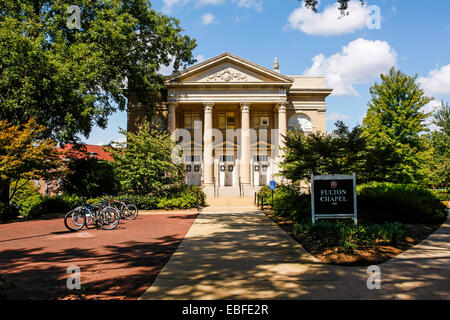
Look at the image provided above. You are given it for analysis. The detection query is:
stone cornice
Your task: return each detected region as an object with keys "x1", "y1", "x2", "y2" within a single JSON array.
[{"x1": 288, "y1": 88, "x2": 333, "y2": 97}]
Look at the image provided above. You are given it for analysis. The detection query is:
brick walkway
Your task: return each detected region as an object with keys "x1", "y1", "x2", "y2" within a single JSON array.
[
  {"x1": 0, "y1": 213, "x2": 197, "y2": 299},
  {"x1": 140, "y1": 199, "x2": 450, "y2": 300}
]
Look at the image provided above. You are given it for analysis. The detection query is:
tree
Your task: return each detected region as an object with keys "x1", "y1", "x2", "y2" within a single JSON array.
[
  {"x1": 362, "y1": 67, "x2": 432, "y2": 184},
  {"x1": 299, "y1": 0, "x2": 365, "y2": 13},
  {"x1": 60, "y1": 148, "x2": 119, "y2": 197},
  {"x1": 423, "y1": 101, "x2": 450, "y2": 188},
  {"x1": 0, "y1": 119, "x2": 62, "y2": 210},
  {"x1": 1, "y1": 0, "x2": 197, "y2": 204},
  {"x1": 0, "y1": 0, "x2": 196, "y2": 143},
  {"x1": 109, "y1": 122, "x2": 183, "y2": 195},
  {"x1": 281, "y1": 121, "x2": 366, "y2": 182}
]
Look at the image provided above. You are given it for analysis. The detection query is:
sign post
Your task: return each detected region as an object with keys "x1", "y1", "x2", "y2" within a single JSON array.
[
  {"x1": 270, "y1": 180, "x2": 276, "y2": 203},
  {"x1": 311, "y1": 174, "x2": 357, "y2": 225}
]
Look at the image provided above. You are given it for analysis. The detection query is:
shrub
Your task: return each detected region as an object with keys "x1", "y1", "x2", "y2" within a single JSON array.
[
  {"x1": 61, "y1": 157, "x2": 119, "y2": 198},
  {"x1": 115, "y1": 185, "x2": 205, "y2": 210},
  {"x1": 434, "y1": 192, "x2": 450, "y2": 201},
  {"x1": 357, "y1": 182, "x2": 447, "y2": 224},
  {"x1": 20, "y1": 195, "x2": 44, "y2": 218},
  {"x1": 293, "y1": 220, "x2": 408, "y2": 253},
  {"x1": 0, "y1": 202, "x2": 19, "y2": 220},
  {"x1": 258, "y1": 184, "x2": 310, "y2": 221},
  {"x1": 116, "y1": 194, "x2": 159, "y2": 210},
  {"x1": 17, "y1": 194, "x2": 83, "y2": 219},
  {"x1": 157, "y1": 185, "x2": 205, "y2": 210}
]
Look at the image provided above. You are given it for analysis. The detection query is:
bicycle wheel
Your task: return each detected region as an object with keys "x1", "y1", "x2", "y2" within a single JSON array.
[
  {"x1": 99, "y1": 206, "x2": 120, "y2": 230},
  {"x1": 64, "y1": 210, "x2": 86, "y2": 232},
  {"x1": 124, "y1": 204, "x2": 138, "y2": 220},
  {"x1": 117, "y1": 203, "x2": 129, "y2": 219}
]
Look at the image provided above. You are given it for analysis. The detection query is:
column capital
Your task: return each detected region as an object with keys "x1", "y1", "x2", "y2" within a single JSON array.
[
  {"x1": 203, "y1": 102, "x2": 214, "y2": 112},
  {"x1": 275, "y1": 102, "x2": 287, "y2": 112},
  {"x1": 240, "y1": 102, "x2": 251, "y2": 112}
]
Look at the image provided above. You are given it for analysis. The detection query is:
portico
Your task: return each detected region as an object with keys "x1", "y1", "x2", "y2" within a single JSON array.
[{"x1": 127, "y1": 52, "x2": 332, "y2": 192}]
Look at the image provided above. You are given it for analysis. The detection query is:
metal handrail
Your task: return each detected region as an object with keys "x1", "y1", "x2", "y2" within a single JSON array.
[
  {"x1": 239, "y1": 177, "x2": 242, "y2": 198},
  {"x1": 213, "y1": 177, "x2": 218, "y2": 198}
]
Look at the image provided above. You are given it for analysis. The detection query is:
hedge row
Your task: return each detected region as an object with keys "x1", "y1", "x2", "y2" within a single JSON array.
[
  {"x1": 14, "y1": 185, "x2": 206, "y2": 219},
  {"x1": 258, "y1": 182, "x2": 448, "y2": 224}
]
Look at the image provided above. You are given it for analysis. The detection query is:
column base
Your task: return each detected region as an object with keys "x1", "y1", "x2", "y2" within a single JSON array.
[{"x1": 202, "y1": 183, "x2": 214, "y2": 187}]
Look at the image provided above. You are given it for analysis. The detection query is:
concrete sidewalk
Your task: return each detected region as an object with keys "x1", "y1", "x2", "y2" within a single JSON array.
[{"x1": 139, "y1": 198, "x2": 450, "y2": 300}]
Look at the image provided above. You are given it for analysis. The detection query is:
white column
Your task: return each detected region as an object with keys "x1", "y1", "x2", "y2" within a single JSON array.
[
  {"x1": 277, "y1": 103, "x2": 287, "y2": 159},
  {"x1": 203, "y1": 103, "x2": 214, "y2": 186},
  {"x1": 240, "y1": 103, "x2": 251, "y2": 185},
  {"x1": 168, "y1": 103, "x2": 177, "y2": 138}
]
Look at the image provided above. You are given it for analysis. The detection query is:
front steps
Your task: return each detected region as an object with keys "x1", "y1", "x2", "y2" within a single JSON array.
[{"x1": 203, "y1": 185, "x2": 262, "y2": 198}]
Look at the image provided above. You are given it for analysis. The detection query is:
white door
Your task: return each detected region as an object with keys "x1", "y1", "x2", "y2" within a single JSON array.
[
  {"x1": 225, "y1": 163, "x2": 234, "y2": 186},
  {"x1": 253, "y1": 163, "x2": 260, "y2": 186},
  {"x1": 185, "y1": 163, "x2": 201, "y2": 186},
  {"x1": 260, "y1": 163, "x2": 268, "y2": 186}
]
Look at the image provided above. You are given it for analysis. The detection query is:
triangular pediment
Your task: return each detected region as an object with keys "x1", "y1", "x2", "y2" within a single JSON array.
[
  {"x1": 214, "y1": 140, "x2": 238, "y2": 149},
  {"x1": 166, "y1": 52, "x2": 294, "y2": 84}
]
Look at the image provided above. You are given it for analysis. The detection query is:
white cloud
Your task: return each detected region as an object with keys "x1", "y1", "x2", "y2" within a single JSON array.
[
  {"x1": 304, "y1": 38, "x2": 397, "y2": 96},
  {"x1": 232, "y1": 0, "x2": 263, "y2": 12},
  {"x1": 326, "y1": 113, "x2": 350, "y2": 122},
  {"x1": 422, "y1": 99, "x2": 442, "y2": 115},
  {"x1": 162, "y1": 0, "x2": 224, "y2": 13},
  {"x1": 196, "y1": 54, "x2": 206, "y2": 63},
  {"x1": 162, "y1": 0, "x2": 260, "y2": 13},
  {"x1": 422, "y1": 99, "x2": 443, "y2": 131},
  {"x1": 158, "y1": 54, "x2": 206, "y2": 75},
  {"x1": 201, "y1": 13, "x2": 216, "y2": 25},
  {"x1": 418, "y1": 64, "x2": 450, "y2": 96},
  {"x1": 162, "y1": 0, "x2": 187, "y2": 13},
  {"x1": 286, "y1": 1, "x2": 374, "y2": 36},
  {"x1": 158, "y1": 58, "x2": 175, "y2": 76}
]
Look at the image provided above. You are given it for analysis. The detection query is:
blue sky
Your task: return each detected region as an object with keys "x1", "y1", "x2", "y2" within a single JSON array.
[{"x1": 82, "y1": 0, "x2": 450, "y2": 145}]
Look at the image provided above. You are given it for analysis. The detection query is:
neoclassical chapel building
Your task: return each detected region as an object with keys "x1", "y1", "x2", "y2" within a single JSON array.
[{"x1": 127, "y1": 52, "x2": 332, "y2": 195}]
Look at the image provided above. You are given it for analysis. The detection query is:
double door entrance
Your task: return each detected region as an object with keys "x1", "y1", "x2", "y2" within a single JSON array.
[
  {"x1": 252, "y1": 155, "x2": 269, "y2": 186},
  {"x1": 218, "y1": 155, "x2": 236, "y2": 187},
  {"x1": 185, "y1": 156, "x2": 202, "y2": 186}
]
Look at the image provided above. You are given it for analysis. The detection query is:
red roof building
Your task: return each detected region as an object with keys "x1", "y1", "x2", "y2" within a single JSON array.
[{"x1": 57, "y1": 144, "x2": 114, "y2": 162}]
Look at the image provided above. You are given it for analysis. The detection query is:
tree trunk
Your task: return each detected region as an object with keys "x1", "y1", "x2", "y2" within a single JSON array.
[{"x1": 0, "y1": 179, "x2": 10, "y2": 208}]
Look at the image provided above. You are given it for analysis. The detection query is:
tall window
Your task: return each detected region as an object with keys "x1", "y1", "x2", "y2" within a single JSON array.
[
  {"x1": 218, "y1": 112, "x2": 235, "y2": 130},
  {"x1": 184, "y1": 112, "x2": 201, "y2": 130},
  {"x1": 252, "y1": 112, "x2": 270, "y2": 129}
]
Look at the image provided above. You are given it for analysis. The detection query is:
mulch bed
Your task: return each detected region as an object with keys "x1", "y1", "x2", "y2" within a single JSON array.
[{"x1": 264, "y1": 209, "x2": 442, "y2": 266}]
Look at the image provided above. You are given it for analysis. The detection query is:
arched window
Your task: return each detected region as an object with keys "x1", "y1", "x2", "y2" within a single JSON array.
[{"x1": 288, "y1": 114, "x2": 313, "y2": 132}]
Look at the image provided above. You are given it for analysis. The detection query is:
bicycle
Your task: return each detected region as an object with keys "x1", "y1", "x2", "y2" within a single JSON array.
[
  {"x1": 64, "y1": 199, "x2": 120, "y2": 231},
  {"x1": 108, "y1": 197, "x2": 139, "y2": 220}
]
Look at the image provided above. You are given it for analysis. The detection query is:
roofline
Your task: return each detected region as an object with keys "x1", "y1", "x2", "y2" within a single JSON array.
[
  {"x1": 165, "y1": 52, "x2": 295, "y2": 83},
  {"x1": 288, "y1": 88, "x2": 333, "y2": 97}
]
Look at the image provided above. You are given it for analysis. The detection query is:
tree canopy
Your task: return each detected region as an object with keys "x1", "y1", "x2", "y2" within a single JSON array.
[
  {"x1": 60, "y1": 148, "x2": 119, "y2": 197},
  {"x1": 281, "y1": 121, "x2": 366, "y2": 182},
  {"x1": 300, "y1": 0, "x2": 365, "y2": 13},
  {"x1": 0, "y1": 118, "x2": 62, "y2": 204},
  {"x1": 423, "y1": 101, "x2": 450, "y2": 188},
  {"x1": 109, "y1": 122, "x2": 183, "y2": 195},
  {"x1": 0, "y1": 0, "x2": 197, "y2": 143},
  {"x1": 362, "y1": 67, "x2": 432, "y2": 184}
]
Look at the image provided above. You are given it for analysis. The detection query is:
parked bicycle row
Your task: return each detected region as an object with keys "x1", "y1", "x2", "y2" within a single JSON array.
[{"x1": 64, "y1": 197, "x2": 138, "y2": 231}]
